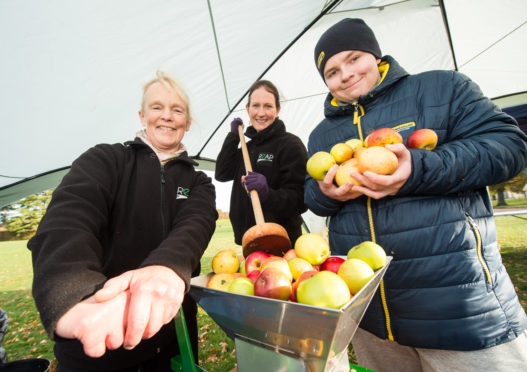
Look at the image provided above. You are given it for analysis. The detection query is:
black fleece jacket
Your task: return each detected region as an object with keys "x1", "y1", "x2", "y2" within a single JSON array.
[
  {"x1": 215, "y1": 119, "x2": 307, "y2": 247},
  {"x1": 28, "y1": 138, "x2": 217, "y2": 370}
]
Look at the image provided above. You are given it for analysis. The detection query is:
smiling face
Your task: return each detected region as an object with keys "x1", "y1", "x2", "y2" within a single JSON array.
[
  {"x1": 138, "y1": 81, "x2": 190, "y2": 153},
  {"x1": 324, "y1": 50, "x2": 381, "y2": 103},
  {"x1": 246, "y1": 87, "x2": 281, "y2": 132}
]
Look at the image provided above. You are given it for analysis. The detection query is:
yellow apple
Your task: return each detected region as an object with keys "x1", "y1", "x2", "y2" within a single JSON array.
[
  {"x1": 345, "y1": 138, "x2": 364, "y2": 154},
  {"x1": 294, "y1": 233, "x2": 330, "y2": 266},
  {"x1": 357, "y1": 146, "x2": 398, "y2": 175},
  {"x1": 306, "y1": 151, "x2": 336, "y2": 180},
  {"x1": 334, "y1": 158, "x2": 362, "y2": 187},
  {"x1": 337, "y1": 258, "x2": 374, "y2": 295},
  {"x1": 296, "y1": 271, "x2": 351, "y2": 309},
  {"x1": 206, "y1": 273, "x2": 236, "y2": 291},
  {"x1": 212, "y1": 248, "x2": 240, "y2": 274},
  {"x1": 287, "y1": 257, "x2": 314, "y2": 281},
  {"x1": 352, "y1": 146, "x2": 366, "y2": 159},
  {"x1": 347, "y1": 241, "x2": 387, "y2": 270},
  {"x1": 330, "y1": 143, "x2": 353, "y2": 164}
]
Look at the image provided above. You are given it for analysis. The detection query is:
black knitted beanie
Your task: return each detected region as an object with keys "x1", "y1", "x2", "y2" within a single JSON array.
[{"x1": 314, "y1": 18, "x2": 381, "y2": 79}]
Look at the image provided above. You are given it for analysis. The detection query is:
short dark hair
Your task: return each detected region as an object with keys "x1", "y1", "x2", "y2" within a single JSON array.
[{"x1": 247, "y1": 80, "x2": 280, "y2": 109}]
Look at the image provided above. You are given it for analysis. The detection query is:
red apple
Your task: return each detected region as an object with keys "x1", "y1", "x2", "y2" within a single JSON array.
[
  {"x1": 320, "y1": 256, "x2": 345, "y2": 273},
  {"x1": 366, "y1": 128, "x2": 403, "y2": 147},
  {"x1": 406, "y1": 128, "x2": 438, "y2": 150},
  {"x1": 254, "y1": 267, "x2": 292, "y2": 301},
  {"x1": 247, "y1": 270, "x2": 260, "y2": 283},
  {"x1": 261, "y1": 256, "x2": 293, "y2": 282},
  {"x1": 283, "y1": 249, "x2": 297, "y2": 261},
  {"x1": 245, "y1": 251, "x2": 271, "y2": 274}
]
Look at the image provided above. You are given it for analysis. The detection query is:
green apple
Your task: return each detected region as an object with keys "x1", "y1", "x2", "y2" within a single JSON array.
[
  {"x1": 294, "y1": 233, "x2": 330, "y2": 266},
  {"x1": 296, "y1": 271, "x2": 351, "y2": 309},
  {"x1": 228, "y1": 277, "x2": 254, "y2": 296},
  {"x1": 337, "y1": 258, "x2": 374, "y2": 295},
  {"x1": 306, "y1": 151, "x2": 336, "y2": 180},
  {"x1": 347, "y1": 241, "x2": 387, "y2": 270}
]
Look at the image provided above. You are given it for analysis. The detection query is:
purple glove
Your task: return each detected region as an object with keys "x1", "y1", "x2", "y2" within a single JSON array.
[
  {"x1": 244, "y1": 171, "x2": 269, "y2": 201},
  {"x1": 230, "y1": 117, "x2": 243, "y2": 134}
]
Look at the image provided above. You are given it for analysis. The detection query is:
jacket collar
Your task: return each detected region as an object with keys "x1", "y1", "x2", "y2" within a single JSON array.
[
  {"x1": 245, "y1": 118, "x2": 286, "y2": 144},
  {"x1": 125, "y1": 137, "x2": 199, "y2": 167},
  {"x1": 324, "y1": 55, "x2": 409, "y2": 117}
]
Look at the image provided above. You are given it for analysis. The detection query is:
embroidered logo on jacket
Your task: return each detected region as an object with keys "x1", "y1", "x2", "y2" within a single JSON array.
[
  {"x1": 177, "y1": 187, "x2": 190, "y2": 199},
  {"x1": 256, "y1": 153, "x2": 274, "y2": 164}
]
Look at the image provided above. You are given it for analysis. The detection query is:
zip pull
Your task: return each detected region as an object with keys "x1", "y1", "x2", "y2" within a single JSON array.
[
  {"x1": 160, "y1": 166, "x2": 166, "y2": 184},
  {"x1": 353, "y1": 103, "x2": 359, "y2": 125}
]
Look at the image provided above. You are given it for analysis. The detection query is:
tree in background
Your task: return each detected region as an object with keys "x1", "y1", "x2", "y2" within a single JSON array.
[
  {"x1": 0, "y1": 190, "x2": 53, "y2": 237},
  {"x1": 489, "y1": 172, "x2": 527, "y2": 206}
]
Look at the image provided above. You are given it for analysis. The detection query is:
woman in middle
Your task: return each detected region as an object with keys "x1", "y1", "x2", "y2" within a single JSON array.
[{"x1": 215, "y1": 80, "x2": 308, "y2": 249}]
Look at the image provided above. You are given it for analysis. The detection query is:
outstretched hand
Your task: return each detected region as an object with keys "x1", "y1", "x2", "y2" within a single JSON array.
[{"x1": 55, "y1": 265, "x2": 186, "y2": 357}]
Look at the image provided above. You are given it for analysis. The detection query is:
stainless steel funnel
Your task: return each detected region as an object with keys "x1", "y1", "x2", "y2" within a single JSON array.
[{"x1": 190, "y1": 257, "x2": 391, "y2": 372}]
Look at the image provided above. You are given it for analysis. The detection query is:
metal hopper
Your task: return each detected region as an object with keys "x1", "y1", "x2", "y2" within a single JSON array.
[{"x1": 189, "y1": 257, "x2": 391, "y2": 372}]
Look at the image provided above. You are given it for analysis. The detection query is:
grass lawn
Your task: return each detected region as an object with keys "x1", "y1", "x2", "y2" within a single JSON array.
[{"x1": 1, "y1": 206, "x2": 526, "y2": 371}]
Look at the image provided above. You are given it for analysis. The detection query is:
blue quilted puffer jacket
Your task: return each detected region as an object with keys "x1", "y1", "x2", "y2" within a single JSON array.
[{"x1": 305, "y1": 56, "x2": 527, "y2": 350}]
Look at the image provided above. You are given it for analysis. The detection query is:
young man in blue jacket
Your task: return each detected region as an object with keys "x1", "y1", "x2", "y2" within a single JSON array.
[{"x1": 306, "y1": 18, "x2": 527, "y2": 371}]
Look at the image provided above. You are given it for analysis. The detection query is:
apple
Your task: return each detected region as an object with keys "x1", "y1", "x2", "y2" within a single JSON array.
[
  {"x1": 212, "y1": 248, "x2": 240, "y2": 274},
  {"x1": 345, "y1": 138, "x2": 364, "y2": 154},
  {"x1": 366, "y1": 128, "x2": 403, "y2": 148},
  {"x1": 320, "y1": 256, "x2": 345, "y2": 273},
  {"x1": 296, "y1": 271, "x2": 351, "y2": 309},
  {"x1": 312, "y1": 265, "x2": 321, "y2": 272},
  {"x1": 228, "y1": 277, "x2": 255, "y2": 296},
  {"x1": 254, "y1": 267, "x2": 292, "y2": 301},
  {"x1": 352, "y1": 146, "x2": 366, "y2": 159},
  {"x1": 347, "y1": 241, "x2": 387, "y2": 270},
  {"x1": 247, "y1": 270, "x2": 260, "y2": 283},
  {"x1": 306, "y1": 151, "x2": 336, "y2": 180},
  {"x1": 334, "y1": 158, "x2": 362, "y2": 188},
  {"x1": 260, "y1": 256, "x2": 293, "y2": 282},
  {"x1": 406, "y1": 128, "x2": 438, "y2": 150},
  {"x1": 283, "y1": 248, "x2": 297, "y2": 261},
  {"x1": 239, "y1": 259, "x2": 246, "y2": 274},
  {"x1": 206, "y1": 273, "x2": 236, "y2": 291},
  {"x1": 330, "y1": 143, "x2": 353, "y2": 164},
  {"x1": 287, "y1": 257, "x2": 314, "y2": 281},
  {"x1": 290, "y1": 270, "x2": 317, "y2": 302},
  {"x1": 357, "y1": 146, "x2": 398, "y2": 175},
  {"x1": 245, "y1": 251, "x2": 271, "y2": 274},
  {"x1": 294, "y1": 233, "x2": 330, "y2": 266},
  {"x1": 337, "y1": 258, "x2": 374, "y2": 295}
]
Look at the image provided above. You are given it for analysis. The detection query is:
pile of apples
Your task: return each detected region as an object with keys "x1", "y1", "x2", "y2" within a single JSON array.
[
  {"x1": 206, "y1": 233, "x2": 387, "y2": 310},
  {"x1": 306, "y1": 127, "x2": 438, "y2": 184}
]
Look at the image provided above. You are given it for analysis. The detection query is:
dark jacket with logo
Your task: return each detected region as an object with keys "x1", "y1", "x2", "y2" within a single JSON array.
[
  {"x1": 215, "y1": 119, "x2": 307, "y2": 247},
  {"x1": 305, "y1": 56, "x2": 527, "y2": 351},
  {"x1": 28, "y1": 138, "x2": 217, "y2": 370}
]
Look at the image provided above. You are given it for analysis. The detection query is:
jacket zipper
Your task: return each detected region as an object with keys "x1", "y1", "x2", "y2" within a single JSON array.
[
  {"x1": 160, "y1": 165, "x2": 167, "y2": 238},
  {"x1": 353, "y1": 103, "x2": 365, "y2": 142},
  {"x1": 465, "y1": 212, "x2": 492, "y2": 285},
  {"x1": 366, "y1": 197, "x2": 394, "y2": 341},
  {"x1": 358, "y1": 106, "x2": 394, "y2": 341}
]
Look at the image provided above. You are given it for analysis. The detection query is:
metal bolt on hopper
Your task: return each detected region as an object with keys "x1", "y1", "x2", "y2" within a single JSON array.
[{"x1": 189, "y1": 257, "x2": 391, "y2": 372}]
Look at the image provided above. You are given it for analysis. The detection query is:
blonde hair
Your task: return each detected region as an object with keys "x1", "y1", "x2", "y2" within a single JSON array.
[{"x1": 141, "y1": 70, "x2": 193, "y2": 126}]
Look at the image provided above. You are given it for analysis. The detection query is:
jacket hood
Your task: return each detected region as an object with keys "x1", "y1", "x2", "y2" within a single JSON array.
[{"x1": 323, "y1": 55, "x2": 409, "y2": 118}]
